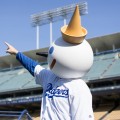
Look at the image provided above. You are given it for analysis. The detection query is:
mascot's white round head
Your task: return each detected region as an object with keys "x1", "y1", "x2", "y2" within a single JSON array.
[{"x1": 48, "y1": 5, "x2": 93, "y2": 79}]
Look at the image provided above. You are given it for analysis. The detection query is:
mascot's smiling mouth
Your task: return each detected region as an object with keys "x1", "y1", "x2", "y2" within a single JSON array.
[{"x1": 50, "y1": 59, "x2": 56, "y2": 69}]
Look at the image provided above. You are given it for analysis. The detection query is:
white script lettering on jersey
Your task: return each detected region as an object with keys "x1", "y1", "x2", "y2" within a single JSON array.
[{"x1": 45, "y1": 83, "x2": 69, "y2": 98}]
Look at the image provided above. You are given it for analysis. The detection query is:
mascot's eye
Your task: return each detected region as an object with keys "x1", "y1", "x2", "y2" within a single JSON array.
[{"x1": 49, "y1": 46, "x2": 54, "y2": 54}]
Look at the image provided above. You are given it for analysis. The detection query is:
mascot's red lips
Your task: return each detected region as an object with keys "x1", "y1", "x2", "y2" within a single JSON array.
[{"x1": 50, "y1": 59, "x2": 56, "y2": 69}]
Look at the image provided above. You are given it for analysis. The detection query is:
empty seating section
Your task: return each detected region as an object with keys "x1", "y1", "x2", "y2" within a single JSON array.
[
  {"x1": 0, "y1": 72, "x2": 34, "y2": 92},
  {"x1": 103, "y1": 59, "x2": 120, "y2": 78},
  {"x1": 0, "y1": 74, "x2": 15, "y2": 85},
  {"x1": 0, "y1": 52, "x2": 120, "y2": 93},
  {"x1": 0, "y1": 68, "x2": 25, "y2": 85},
  {"x1": 83, "y1": 59, "x2": 114, "y2": 80},
  {"x1": 94, "y1": 105, "x2": 113, "y2": 120},
  {"x1": 83, "y1": 52, "x2": 117, "y2": 80},
  {"x1": 23, "y1": 79, "x2": 41, "y2": 89},
  {"x1": 0, "y1": 64, "x2": 46, "y2": 93},
  {"x1": 0, "y1": 63, "x2": 48, "y2": 92},
  {"x1": 102, "y1": 52, "x2": 115, "y2": 59},
  {"x1": 0, "y1": 68, "x2": 24, "y2": 76},
  {"x1": 94, "y1": 55, "x2": 103, "y2": 61}
]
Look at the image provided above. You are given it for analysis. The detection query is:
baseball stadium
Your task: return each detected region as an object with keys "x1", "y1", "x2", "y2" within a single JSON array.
[{"x1": 0, "y1": 2, "x2": 120, "y2": 120}]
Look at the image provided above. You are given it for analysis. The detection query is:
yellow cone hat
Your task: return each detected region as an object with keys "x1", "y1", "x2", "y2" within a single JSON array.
[{"x1": 61, "y1": 5, "x2": 87, "y2": 44}]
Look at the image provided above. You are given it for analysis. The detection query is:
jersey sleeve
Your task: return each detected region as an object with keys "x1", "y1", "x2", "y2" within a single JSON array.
[
  {"x1": 16, "y1": 52, "x2": 38, "y2": 76},
  {"x1": 16, "y1": 52, "x2": 52, "y2": 88},
  {"x1": 34, "y1": 65, "x2": 55, "y2": 88}
]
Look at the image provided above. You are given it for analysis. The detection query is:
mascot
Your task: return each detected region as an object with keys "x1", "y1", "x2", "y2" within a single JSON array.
[{"x1": 5, "y1": 5, "x2": 94, "y2": 120}]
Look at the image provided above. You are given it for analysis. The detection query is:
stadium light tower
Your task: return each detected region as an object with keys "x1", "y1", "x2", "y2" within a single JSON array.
[{"x1": 31, "y1": 1, "x2": 88, "y2": 49}]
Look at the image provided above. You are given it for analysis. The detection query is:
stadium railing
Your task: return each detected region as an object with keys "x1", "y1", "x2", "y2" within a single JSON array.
[
  {"x1": 94, "y1": 48, "x2": 120, "y2": 56},
  {"x1": 0, "y1": 109, "x2": 33, "y2": 120}
]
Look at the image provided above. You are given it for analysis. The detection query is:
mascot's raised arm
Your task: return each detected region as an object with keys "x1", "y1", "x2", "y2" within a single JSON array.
[{"x1": 5, "y1": 5, "x2": 94, "y2": 120}]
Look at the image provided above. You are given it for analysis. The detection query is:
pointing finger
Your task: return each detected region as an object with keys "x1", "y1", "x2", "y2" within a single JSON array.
[{"x1": 4, "y1": 42, "x2": 11, "y2": 47}]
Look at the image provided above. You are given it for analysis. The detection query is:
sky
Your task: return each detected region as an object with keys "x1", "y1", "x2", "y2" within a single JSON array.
[{"x1": 0, "y1": 0, "x2": 120, "y2": 56}]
